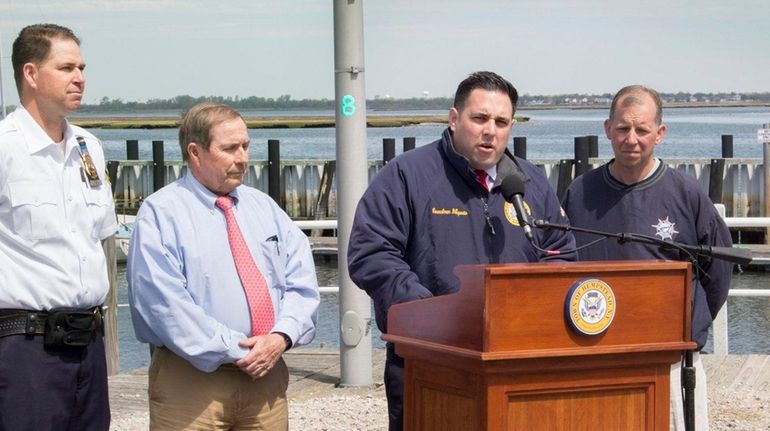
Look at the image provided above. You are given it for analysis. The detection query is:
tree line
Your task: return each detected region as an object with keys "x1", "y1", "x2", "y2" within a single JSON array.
[{"x1": 78, "y1": 92, "x2": 770, "y2": 113}]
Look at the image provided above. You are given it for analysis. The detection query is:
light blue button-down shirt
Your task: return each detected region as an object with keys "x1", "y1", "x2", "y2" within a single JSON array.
[{"x1": 127, "y1": 172, "x2": 319, "y2": 372}]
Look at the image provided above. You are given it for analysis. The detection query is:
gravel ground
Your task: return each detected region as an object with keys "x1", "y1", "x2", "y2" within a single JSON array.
[
  {"x1": 109, "y1": 393, "x2": 388, "y2": 430},
  {"x1": 289, "y1": 393, "x2": 388, "y2": 430},
  {"x1": 710, "y1": 387, "x2": 770, "y2": 430},
  {"x1": 111, "y1": 388, "x2": 769, "y2": 430}
]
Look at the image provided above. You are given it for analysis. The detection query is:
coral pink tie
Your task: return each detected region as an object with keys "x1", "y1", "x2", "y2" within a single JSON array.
[
  {"x1": 474, "y1": 169, "x2": 488, "y2": 190},
  {"x1": 215, "y1": 195, "x2": 274, "y2": 336}
]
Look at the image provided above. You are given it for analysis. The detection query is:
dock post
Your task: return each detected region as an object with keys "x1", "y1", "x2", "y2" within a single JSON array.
[
  {"x1": 721, "y1": 135, "x2": 733, "y2": 158},
  {"x1": 334, "y1": 0, "x2": 373, "y2": 387},
  {"x1": 403, "y1": 136, "x2": 416, "y2": 152},
  {"x1": 102, "y1": 236, "x2": 120, "y2": 375},
  {"x1": 268, "y1": 139, "x2": 281, "y2": 205},
  {"x1": 152, "y1": 140, "x2": 164, "y2": 192},
  {"x1": 383, "y1": 138, "x2": 396, "y2": 164},
  {"x1": 106, "y1": 161, "x2": 119, "y2": 195},
  {"x1": 709, "y1": 158, "x2": 726, "y2": 204},
  {"x1": 574, "y1": 136, "x2": 590, "y2": 177},
  {"x1": 312, "y1": 161, "x2": 336, "y2": 237},
  {"x1": 587, "y1": 135, "x2": 599, "y2": 158},
  {"x1": 717, "y1": 136, "x2": 733, "y2": 208},
  {"x1": 556, "y1": 159, "x2": 575, "y2": 201},
  {"x1": 127, "y1": 139, "x2": 139, "y2": 160},
  {"x1": 513, "y1": 136, "x2": 527, "y2": 159}
]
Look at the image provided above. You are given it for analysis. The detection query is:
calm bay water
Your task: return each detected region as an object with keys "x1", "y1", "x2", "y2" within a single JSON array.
[
  {"x1": 103, "y1": 106, "x2": 770, "y2": 372},
  {"x1": 91, "y1": 106, "x2": 770, "y2": 163}
]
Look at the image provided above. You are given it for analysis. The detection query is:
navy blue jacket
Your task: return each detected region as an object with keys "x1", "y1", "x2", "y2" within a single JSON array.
[
  {"x1": 348, "y1": 129, "x2": 576, "y2": 333},
  {"x1": 563, "y1": 162, "x2": 733, "y2": 349}
]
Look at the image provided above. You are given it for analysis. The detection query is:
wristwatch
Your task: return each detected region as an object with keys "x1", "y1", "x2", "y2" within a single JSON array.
[{"x1": 274, "y1": 332, "x2": 292, "y2": 351}]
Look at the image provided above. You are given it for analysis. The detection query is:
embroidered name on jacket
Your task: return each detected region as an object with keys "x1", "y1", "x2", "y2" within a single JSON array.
[{"x1": 431, "y1": 207, "x2": 469, "y2": 217}]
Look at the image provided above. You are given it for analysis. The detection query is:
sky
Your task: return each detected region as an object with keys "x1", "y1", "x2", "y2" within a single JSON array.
[{"x1": 1, "y1": 0, "x2": 769, "y2": 106}]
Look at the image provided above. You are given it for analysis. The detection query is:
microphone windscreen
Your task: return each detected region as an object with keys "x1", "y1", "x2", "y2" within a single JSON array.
[{"x1": 500, "y1": 175, "x2": 526, "y2": 202}]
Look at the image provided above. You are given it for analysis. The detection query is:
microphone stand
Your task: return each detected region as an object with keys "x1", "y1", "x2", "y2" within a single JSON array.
[
  {"x1": 532, "y1": 220, "x2": 753, "y2": 266},
  {"x1": 533, "y1": 220, "x2": 752, "y2": 431}
]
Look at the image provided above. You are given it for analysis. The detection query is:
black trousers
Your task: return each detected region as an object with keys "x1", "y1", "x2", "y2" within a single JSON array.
[
  {"x1": 0, "y1": 333, "x2": 110, "y2": 431},
  {"x1": 385, "y1": 343, "x2": 405, "y2": 431}
]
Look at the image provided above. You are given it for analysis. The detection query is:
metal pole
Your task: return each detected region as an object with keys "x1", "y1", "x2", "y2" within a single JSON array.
[
  {"x1": 334, "y1": 0, "x2": 372, "y2": 387},
  {"x1": 683, "y1": 350, "x2": 695, "y2": 431},
  {"x1": 762, "y1": 123, "x2": 770, "y2": 244}
]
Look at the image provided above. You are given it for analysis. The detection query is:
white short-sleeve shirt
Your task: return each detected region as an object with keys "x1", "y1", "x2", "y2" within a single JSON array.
[{"x1": 0, "y1": 107, "x2": 117, "y2": 310}]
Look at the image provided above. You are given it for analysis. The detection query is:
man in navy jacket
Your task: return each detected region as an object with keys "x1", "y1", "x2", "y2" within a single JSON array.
[
  {"x1": 563, "y1": 85, "x2": 733, "y2": 431},
  {"x1": 348, "y1": 71, "x2": 576, "y2": 430}
]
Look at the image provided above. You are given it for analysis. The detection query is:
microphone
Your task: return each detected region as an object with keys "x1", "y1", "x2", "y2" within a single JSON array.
[{"x1": 500, "y1": 175, "x2": 534, "y2": 243}]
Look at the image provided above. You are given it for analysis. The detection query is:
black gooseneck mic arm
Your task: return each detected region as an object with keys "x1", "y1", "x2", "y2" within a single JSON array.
[{"x1": 532, "y1": 219, "x2": 753, "y2": 266}]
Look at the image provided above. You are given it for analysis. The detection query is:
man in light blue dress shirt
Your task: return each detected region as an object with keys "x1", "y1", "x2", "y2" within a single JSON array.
[{"x1": 127, "y1": 102, "x2": 320, "y2": 430}]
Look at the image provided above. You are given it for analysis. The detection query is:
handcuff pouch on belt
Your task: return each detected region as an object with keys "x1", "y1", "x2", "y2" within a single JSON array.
[{"x1": 44, "y1": 308, "x2": 101, "y2": 347}]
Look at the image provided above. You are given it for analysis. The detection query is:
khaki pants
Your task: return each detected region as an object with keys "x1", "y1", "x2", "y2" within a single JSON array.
[
  {"x1": 148, "y1": 347, "x2": 289, "y2": 431},
  {"x1": 670, "y1": 352, "x2": 709, "y2": 431}
]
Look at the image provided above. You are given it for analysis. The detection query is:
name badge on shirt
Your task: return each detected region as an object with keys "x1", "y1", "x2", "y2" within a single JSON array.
[{"x1": 76, "y1": 136, "x2": 102, "y2": 187}]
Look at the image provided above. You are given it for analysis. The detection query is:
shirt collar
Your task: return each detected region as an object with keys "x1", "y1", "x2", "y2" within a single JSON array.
[
  {"x1": 13, "y1": 106, "x2": 71, "y2": 155},
  {"x1": 479, "y1": 165, "x2": 498, "y2": 184},
  {"x1": 183, "y1": 171, "x2": 243, "y2": 209}
]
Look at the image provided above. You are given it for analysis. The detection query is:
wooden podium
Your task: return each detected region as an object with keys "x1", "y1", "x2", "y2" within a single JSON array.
[{"x1": 383, "y1": 261, "x2": 694, "y2": 431}]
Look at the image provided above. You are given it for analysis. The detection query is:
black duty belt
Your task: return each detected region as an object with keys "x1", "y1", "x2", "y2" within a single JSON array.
[
  {"x1": 0, "y1": 311, "x2": 48, "y2": 337},
  {"x1": 0, "y1": 307, "x2": 103, "y2": 340}
]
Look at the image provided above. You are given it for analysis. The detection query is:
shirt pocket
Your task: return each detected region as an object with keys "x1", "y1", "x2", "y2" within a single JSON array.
[
  {"x1": 258, "y1": 238, "x2": 288, "y2": 295},
  {"x1": 8, "y1": 182, "x2": 62, "y2": 241},
  {"x1": 81, "y1": 185, "x2": 112, "y2": 240}
]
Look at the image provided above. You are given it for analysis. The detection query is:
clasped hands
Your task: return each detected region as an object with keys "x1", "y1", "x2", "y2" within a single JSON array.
[{"x1": 234, "y1": 333, "x2": 286, "y2": 380}]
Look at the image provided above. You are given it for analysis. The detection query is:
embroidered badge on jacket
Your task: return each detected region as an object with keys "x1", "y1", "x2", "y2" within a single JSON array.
[{"x1": 652, "y1": 217, "x2": 679, "y2": 240}]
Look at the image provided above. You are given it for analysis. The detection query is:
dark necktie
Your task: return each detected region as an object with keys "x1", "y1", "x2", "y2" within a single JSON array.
[{"x1": 474, "y1": 169, "x2": 488, "y2": 190}]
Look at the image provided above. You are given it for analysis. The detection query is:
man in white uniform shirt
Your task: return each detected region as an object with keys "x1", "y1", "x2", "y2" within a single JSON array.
[{"x1": 0, "y1": 24, "x2": 116, "y2": 430}]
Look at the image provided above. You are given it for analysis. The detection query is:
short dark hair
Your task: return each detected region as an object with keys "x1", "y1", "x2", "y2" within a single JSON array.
[
  {"x1": 609, "y1": 85, "x2": 663, "y2": 125},
  {"x1": 179, "y1": 103, "x2": 243, "y2": 162},
  {"x1": 453, "y1": 71, "x2": 519, "y2": 115},
  {"x1": 11, "y1": 23, "x2": 80, "y2": 95}
]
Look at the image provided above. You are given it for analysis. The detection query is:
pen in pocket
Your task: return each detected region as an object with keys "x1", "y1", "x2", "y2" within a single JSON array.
[{"x1": 266, "y1": 235, "x2": 279, "y2": 255}]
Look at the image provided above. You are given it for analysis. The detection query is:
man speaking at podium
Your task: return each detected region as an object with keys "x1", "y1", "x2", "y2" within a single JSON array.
[
  {"x1": 562, "y1": 85, "x2": 733, "y2": 431},
  {"x1": 348, "y1": 71, "x2": 576, "y2": 430}
]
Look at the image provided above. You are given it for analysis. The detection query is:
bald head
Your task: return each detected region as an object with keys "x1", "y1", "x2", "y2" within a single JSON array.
[{"x1": 609, "y1": 85, "x2": 663, "y2": 126}]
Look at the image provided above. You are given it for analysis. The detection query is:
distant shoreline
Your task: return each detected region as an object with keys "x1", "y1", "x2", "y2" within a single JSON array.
[
  {"x1": 520, "y1": 101, "x2": 770, "y2": 111},
  {"x1": 69, "y1": 115, "x2": 455, "y2": 130},
  {"x1": 66, "y1": 101, "x2": 769, "y2": 129},
  {"x1": 71, "y1": 114, "x2": 534, "y2": 130}
]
